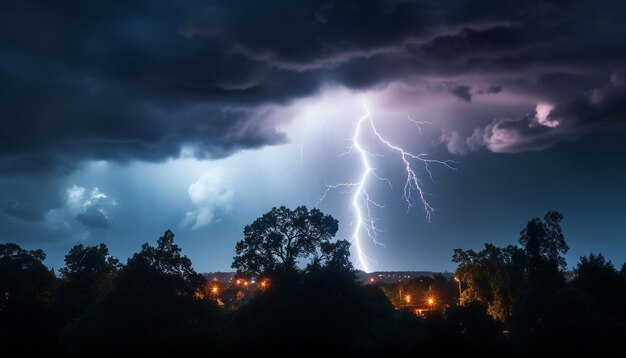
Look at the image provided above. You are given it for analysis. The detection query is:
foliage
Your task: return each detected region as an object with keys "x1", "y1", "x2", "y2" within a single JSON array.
[
  {"x1": 117, "y1": 229, "x2": 205, "y2": 294},
  {"x1": 453, "y1": 243, "x2": 525, "y2": 323},
  {"x1": 370, "y1": 302, "x2": 508, "y2": 354},
  {"x1": 512, "y1": 212, "x2": 569, "y2": 345},
  {"x1": 232, "y1": 206, "x2": 348, "y2": 277},
  {"x1": 57, "y1": 243, "x2": 120, "y2": 319},
  {"x1": 2, "y1": 210, "x2": 626, "y2": 353},
  {"x1": 453, "y1": 212, "x2": 569, "y2": 326},
  {"x1": 0, "y1": 243, "x2": 58, "y2": 352},
  {"x1": 0, "y1": 243, "x2": 55, "y2": 311},
  {"x1": 61, "y1": 230, "x2": 230, "y2": 354},
  {"x1": 573, "y1": 253, "x2": 626, "y2": 321},
  {"x1": 233, "y1": 264, "x2": 393, "y2": 352},
  {"x1": 519, "y1": 211, "x2": 568, "y2": 272},
  {"x1": 60, "y1": 243, "x2": 120, "y2": 280}
]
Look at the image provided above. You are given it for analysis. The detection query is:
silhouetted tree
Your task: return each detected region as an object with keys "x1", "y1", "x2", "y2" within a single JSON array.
[
  {"x1": 115, "y1": 229, "x2": 205, "y2": 294},
  {"x1": 232, "y1": 206, "x2": 346, "y2": 277},
  {"x1": 62, "y1": 230, "x2": 230, "y2": 354},
  {"x1": 57, "y1": 243, "x2": 120, "y2": 320},
  {"x1": 519, "y1": 211, "x2": 568, "y2": 272},
  {"x1": 369, "y1": 310, "x2": 422, "y2": 354},
  {"x1": 437, "y1": 302, "x2": 508, "y2": 353},
  {"x1": 573, "y1": 253, "x2": 626, "y2": 322},
  {"x1": 513, "y1": 211, "x2": 568, "y2": 347},
  {"x1": 372, "y1": 302, "x2": 507, "y2": 355},
  {"x1": 620, "y1": 262, "x2": 626, "y2": 280},
  {"x1": 233, "y1": 263, "x2": 393, "y2": 352},
  {"x1": 543, "y1": 287, "x2": 602, "y2": 352},
  {"x1": 541, "y1": 254, "x2": 626, "y2": 354},
  {"x1": 0, "y1": 243, "x2": 57, "y2": 352},
  {"x1": 431, "y1": 273, "x2": 457, "y2": 307},
  {"x1": 231, "y1": 207, "x2": 392, "y2": 352}
]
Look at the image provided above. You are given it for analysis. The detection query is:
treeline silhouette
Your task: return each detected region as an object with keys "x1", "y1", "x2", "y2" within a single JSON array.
[{"x1": 1, "y1": 206, "x2": 625, "y2": 355}]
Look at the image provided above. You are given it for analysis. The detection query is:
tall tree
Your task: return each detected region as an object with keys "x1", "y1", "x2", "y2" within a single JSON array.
[
  {"x1": 0, "y1": 243, "x2": 57, "y2": 352},
  {"x1": 60, "y1": 243, "x2": 120, "y2": 280},
  {"x1": 573, "y1": 253, "x2": 626, "y2": 320},
  {"x1": 519, "y1": 211, "x2": 568, "y2": 272},
  {"x1": 452, "y1": 211, "x2": 568, "y2": 327},
  {"x1": 513, "y1": 211, "x2": 568, "y2": 346},
  {"x1": 453, "y1": 243, "x2": 525, "y2": 323},
  {"x1": 0, "y1": 243, "x2": 55, "y2": 312},
  {"x1": 57, "y1": 243, "x2": 120, "y2": 319},
  {"x1": 62, "y1": 230, "x2": 226, "y2": 354},
  {"x1": 117, "y1": 229, "x2": 205, "y2": 294},
  {"x1": 232, "y1": 206, "x2": 346, "y2": 277}
]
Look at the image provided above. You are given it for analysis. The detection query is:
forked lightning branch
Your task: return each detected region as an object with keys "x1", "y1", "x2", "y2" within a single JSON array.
[{"x1": 317, "y1": 102, "x2": 455, "y2": 272}]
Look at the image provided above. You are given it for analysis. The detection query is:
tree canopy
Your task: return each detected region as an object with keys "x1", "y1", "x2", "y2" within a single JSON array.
[
  {"x1": 57, "y1": 243, "x2": 120, "y2": 319},
  {"x1": 117, "y1": 229, "x2": 205, "y2": 294},
  {"x1": 453, "y1": 211, "x2": 569, "y2": 325},
  {"x1": 232, "y1": 206, "x2": 349, "y2": 277},
  {"x1": 61, "y1": 230, "x2": 225, "y2": 354},
  {"x1": 1, "y1": 209, "x2": 626, "y2": 354},
  {"x1": 519, "y1": 211, "x2": 568, "y2": 272},
  {"x1": 0, "y1": 243, "x2": 54, "y2": 312},
  {"x1": 0, "y1": 243, "x2": 57, "y2": 352},
  {"x1": 453, "y1": 243, "x2": 525, "y2": 322},
  {"x1": 60, "y1": 243, "x2": 120, "y2": 281}
]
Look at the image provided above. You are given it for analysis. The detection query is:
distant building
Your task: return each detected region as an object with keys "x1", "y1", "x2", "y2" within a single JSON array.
[{"x1": 357, "y1": 270, "x2": 454, "y2": 284}]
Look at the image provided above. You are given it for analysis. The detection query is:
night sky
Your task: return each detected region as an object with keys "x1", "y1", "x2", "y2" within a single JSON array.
[{"x1": 2, "y1": 0, "x2": 626, "y2": 272}]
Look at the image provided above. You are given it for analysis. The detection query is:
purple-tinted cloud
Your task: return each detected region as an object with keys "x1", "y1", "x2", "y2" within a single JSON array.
[
  {"x1": 1, "y1": 0, "x2": 626, "y2": 171},
  {"x1": 442, "y1": 73, "x2": 626, "y2": 154}
]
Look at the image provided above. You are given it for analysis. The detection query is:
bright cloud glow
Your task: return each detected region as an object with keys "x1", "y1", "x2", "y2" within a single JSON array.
[
  {"x1": 535, "y1": 103, "x2": 558, "y2": 128},
  {"x1": 182, "y1": 172, "x2": 234, "y2": 230},
  {"x1": 45, "y1": 184, "x2": 116, "y2": 237}
]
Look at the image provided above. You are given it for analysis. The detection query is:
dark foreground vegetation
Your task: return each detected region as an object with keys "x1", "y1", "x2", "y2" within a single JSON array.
[{"x1": 2, "y1": 206, "x2": 625, "y2": 355}]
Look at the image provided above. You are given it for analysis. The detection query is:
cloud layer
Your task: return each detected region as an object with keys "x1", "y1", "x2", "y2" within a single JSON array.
[
  {"x1": 44, "y1": 185, "x2": 117, "y2": 232},
  {"x1": 1, "y1": 0, "x2": 626, "y2": 171},
  {"x1": 182, "y1": 172, "x2": 233, "y2": 230}
]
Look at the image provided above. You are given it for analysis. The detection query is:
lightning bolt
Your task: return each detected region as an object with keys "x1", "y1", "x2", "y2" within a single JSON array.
[{"x1": 317, "y1": 101, "x2": 455, "y2": 272}]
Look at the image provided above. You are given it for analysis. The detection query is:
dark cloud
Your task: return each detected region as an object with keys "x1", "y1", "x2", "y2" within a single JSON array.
[
  {"x1": 2, "y1": 0, "x2": 626, "y2": 171},
  {"x1": 477, "y1": 85, "x2": 502, "y2": 95},
  {"x1": 3, "y1": 201, "x2": 46, "y2": 222},
  {"x1": 76, "y1": 207, "x2": 109, "y2": 229},
  {"x1": 442, "y1": 74, "x2": 626, "y2": 153},
  {"x1": 448, "y1": 85, "x2": 472, "y2": 102},
  {"x1": 0, "y1": 176, "x2": 64, "y2": 223}
]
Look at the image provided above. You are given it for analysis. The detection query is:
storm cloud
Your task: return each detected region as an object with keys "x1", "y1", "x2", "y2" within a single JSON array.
[{"x1": 2, "y1": 0, "x2": 626, "y2": 172}]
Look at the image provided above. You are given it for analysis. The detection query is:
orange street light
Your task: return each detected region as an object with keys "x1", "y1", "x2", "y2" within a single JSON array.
[
  {"x1": 211, "y1": 286, "x2": 218, "y2": 294},
  {"x1": 405, "y1": 295, "x2": 412, "y2": 305},
  {"x1": 427, "y1": 297, "x2": 435, "y2": 306},
  {"x1": 454, "y1": 276, "x2": 462, "y2": 304},
  {"x1": 369, "y1": 277, "x2": 375, "y2": 284}
]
